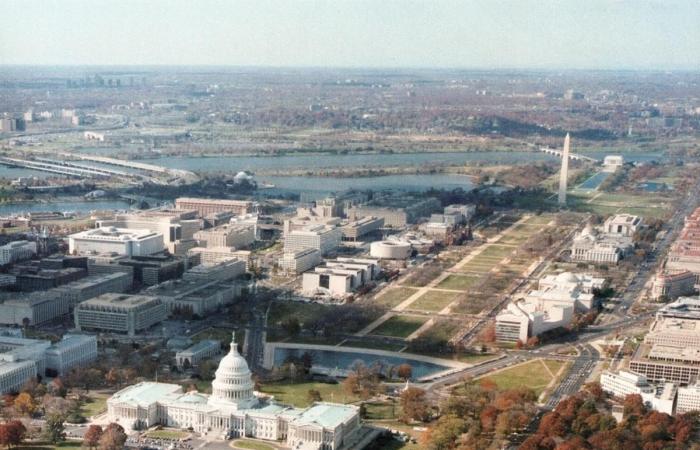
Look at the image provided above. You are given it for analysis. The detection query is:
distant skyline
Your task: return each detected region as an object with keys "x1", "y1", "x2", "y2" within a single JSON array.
[{"x1": 1, "y1": 0, "x2": 699, "y2": 70}]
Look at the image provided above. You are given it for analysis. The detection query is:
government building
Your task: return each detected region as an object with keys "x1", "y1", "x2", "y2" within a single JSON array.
[{"x1": 107, "y1": 333, "x2": 363, "y2": 449}]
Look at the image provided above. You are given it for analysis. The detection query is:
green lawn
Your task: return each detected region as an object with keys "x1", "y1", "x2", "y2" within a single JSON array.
[
  {"x1": 232, "y1": 439, "x2": 276, "y2": 450},
  {"x1": 267, "y1": 301, "x2": 327, "y2": 327},
  {"x1": 144, "y1": 430, "x2": 190, "y2": 440},
  {"x1": 477, "y1": 359, "x2": 559, "y2": 396},
  {"x1": 79, "y1": 395, "x2": 107, "y2": 417},
  {"x1": 191, "y1": 327, "x2": 234, "y2": 343},
  {"x1": 479, "y1": 245, "x2": 516, "y2": 259},
  {"x1": 363, "y1": 401, "x2": 402, "y2": 420},
  {"x1": 410, "y1": 290, "x2": 459, "y2": 312},
  {"x1": 372, "y1": 315, "x2": 427, "y2": 338},
  {"x1": 375, "y1": 287, "x2": 419, "y2": 308},
  {"x1": 436, "y1": 274, "x2": 480, "y2": 291},
  {"x1": 259, "y1": 381, "x2": 359, "y2": 407},
  {"x1": 417, "y1": 319, "x2": 462, "y2": 342}
]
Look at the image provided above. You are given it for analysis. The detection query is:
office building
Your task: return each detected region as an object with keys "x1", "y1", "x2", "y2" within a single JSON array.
[
  {"x1": 188, "y1": 247, "x2": 251, "y2": 267},
  {"x1": 0, "y1": 241, "x2": 36, "y2": 266},
  {"x1": 676, "y1": 382, "x2": 700, "y2": 414},
  {"x1": 283, "y1": 225, "x2": 342, "y2": 256},
  {"x1": 0, "y1": 291, "x2": 70, "y2": 326},
  {"x1": 182, "y1": 259, "x2": 246, "y2": 283},
  {"x1": 44, "y1": 335, "x2": 98, "y2": 376},
  {"x1": 0, "y1": 360, "x2": 37, "y2": 394},
  {"x1": 107, "y1": 334, "x2": 361, "y2": 447},
  {"x1": 651, "y1": 270, "x2": 696, "y2": 301},
  {"x1": 69, "y1": 227, "x2": 165, "y2": 257},
  {"x1": 175, "y1": 198, "x2": 256, "y2": 217},
  {"x1": 443, "y1": 204, "x2": 476, "y2": 224},
  {"x1": 147, "y1": 279, "x2": 240, "y2": 317},
  {"x1": 74, "y1": 293, "x2": 167, "y2": 336},
  {"x1": 340, "y1": 217, "x2": 384, "y2": 241},
  {"x1": 601, "y1": 370, "x2": 675, "y2": 415},
  {"x1": 194, "y1": 224, "x2": 255, "y2": 249},
  {"x1": 175, "y1": 340, "x2": 220, "y2": 368},
  {"x1": 666, "y1": 208, "x2": 700, "y2": 285},
  {"x1": 53, "y1": 272, "x2": 133, "y2": 307},
  {"x1": 603, "y1": 214, "x2": 643, "y2": 237},
  {"x1": 16, "y1": 267, "x2": 86, "y2": 292},
  {"x1": 347, "y1": 207, "x2": 407, "y2": 228},
  {"x1": 97, "y1": 210, "x2": 201, "y2": 255},
  {"x1": 278, "y1": 248, "x2": 322, "y2": 274},
  {"x1": 87, "y1": 254, "x2": 185, "y2": 287}
]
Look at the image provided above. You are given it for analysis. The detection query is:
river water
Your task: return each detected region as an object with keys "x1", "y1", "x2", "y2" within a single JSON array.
[{"x1": 0, "y1": 150, "x2": 664, "y2": 214}]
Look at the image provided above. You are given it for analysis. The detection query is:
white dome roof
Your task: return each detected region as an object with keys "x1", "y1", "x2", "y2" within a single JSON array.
[{"x1": 208, "y1": 332, "x2": 257, "y2": 409}]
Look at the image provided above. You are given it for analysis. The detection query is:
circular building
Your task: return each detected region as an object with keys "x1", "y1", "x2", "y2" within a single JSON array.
[{"x1": 370, "y1": 240, "x2": 411, "y2": 259}]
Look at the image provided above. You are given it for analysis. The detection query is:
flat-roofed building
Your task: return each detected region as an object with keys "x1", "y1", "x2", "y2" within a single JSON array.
[
  {"x1": 74, "y1": 293, "x2": 167, "y2": 336},
  {"x1": 495, "y1": 299, "x2": 573, "y2": 343},
  {"x1": 175, "y1": 198, "x2": 256, "y2": 217},
  {"x1": 146, "y1": 279, "x2": 240, "y2": 317},
  {"x1": 15, "y1": 267, "x2": 86, "y2": 292},
  {"x1": 53, "y1": 272, "x2": 132, "y2": 307},
  {"x1": 340, "y1": 217, "x2": 384, "y2": 241},
  {"x1": 0, "y1": 240, "x2": 36, "y2": 266},
  {"x1": 175, "y1": 340, "x2": 220, "y2": 368},
  {"x1": 283, "y1": 225, "x2": 342, "y2": 256},
  {"x1": 44, "y1": 335, "x2": 97, "y2": 376},
  {"x1": 603, "y1": 155, "x2": 624, "y2": 172},
  {"x1": 0, "y1": 360, "x2": 36, "y2": 394},
  {"x1": 651, "y1": 270, "x2": 697, "y2": 300},
  {"x1": 370, "y1": 240, "x2": 412, "y2": 259},
  {"x1": 278, "y1": 248, "x2": 322, "y2": 274},
  {"x1": 677, "y1": 382, "x2": 700, "y2": 414},
  {"x1": 69, "y1": 227, "x2": 165, "y2": 257},
  {"x1": 182, "y1": 259, "x2": 246, "y2": 283},
  {"x1": 347, "y1": 206, "x2": 407, "y2": 228},
  {"x1": 302, "y1": 258, "x2": 380, "y2": 298},
  {"x1": 603, "y1": 214, "x2": 643, "y2": 237},
  {"x1": 194, "y1": 223, "x2": 255, "y2": 249},
  {"x1": 187, "y1": 247, "x2": 251, "y2": 268},
  {"x1": 645, "y1": 317, "x2": 700, "y2": 348},
  {"x1": 0, "y1": 291, "x2": 70, "y2": 326},
  {"x1": 97, "y1": 210, "x2": 201, "y2": 255},
  {"x1": 443, "y1": 204, "x2": 476, "y2": 224},
  {"x1": 601, "y1": 369, "x2": 676, "y2": 415}
]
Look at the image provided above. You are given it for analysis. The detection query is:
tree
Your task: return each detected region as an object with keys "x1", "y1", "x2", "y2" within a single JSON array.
[
  {"x1": 400, "y1": 387, "x2": 430, "y2": 423},
  {"x1": 623, "y1": 393, "x2": 646, "y2": 417},
  {"x1": 0, "y1": 420, "x2": 26, "y2": 448},
  {"x1": 83, "y1": 424, "x2": 103, "y2": 449},
  {"x1": 281, "y1": 317, "x2": 301, "y2": 337},
  {"x1": 397, "y1": 364, "x2": 413, "y2": 381},
  {"x1": 307, "y1": 389, "x2": 322, "y2": 403},
  {"x1": 42, "y1": 412, "x2": 66, "y2": 444},
  {"x1": 13, "y1": 393, "x2": 36, "y2": 416},
  {"x1": 98, "y1": 423, "x2": 126, "y2": 450},
  {"x1": 104, "y1": 369, "x2": 119, "y2": 387},
  {"x1": 49, "y1": 378, "x2": 67, "y2": 398},
  {"x1": 480, "y1": 323, "x2": 496, "y2": 343}
]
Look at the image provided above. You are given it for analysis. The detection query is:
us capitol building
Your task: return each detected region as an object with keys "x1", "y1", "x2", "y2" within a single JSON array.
[{"x1": 107, "y1": 333, "x2": 362, "y2": 450}]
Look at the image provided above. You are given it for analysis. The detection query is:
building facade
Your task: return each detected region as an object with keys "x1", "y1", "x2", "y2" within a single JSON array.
[
  {"x1": 0, "y1": 241, "x2": 37, "y2": 266},
  {"x1": 69, "y1": 227, "x2": 165, "y2": 257},
  {"x1": 278, "y1": 248, "x2": 322, "y2": 274},
  {"x1": 175, "y1": 198, "x2": 256, "y2": 217},
  {"x1": 107, "y1": 334, "x2": 362, "y2": 448},
  {"x1": 74, "y1": 293, "x2": 167, "y2": 336}
]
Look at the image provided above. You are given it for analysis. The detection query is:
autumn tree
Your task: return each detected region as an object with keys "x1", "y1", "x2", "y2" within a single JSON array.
[
  {"x1": 0, "y1": 420, "x2": 26, "y2": 448},
  {"x1": 397, "y1": 364, "x2": 413, "y2": 381},
  {"x1": 13, "y1": 393, "x2": 36, "y2": 417},
  {"x1": 83, "y1": 424, "x2": 103, "y2": 449},
  {"x1": 98, "y1": 423, "x2": 126, "y2": 450},
  {"x1": 400, "y1": 387, "x2": 430, "y2": 423}
]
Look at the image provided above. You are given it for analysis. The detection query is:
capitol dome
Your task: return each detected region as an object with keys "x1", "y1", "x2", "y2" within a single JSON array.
[{"x1": 208, "y1": 332, "x2": 257, "y2": 410}]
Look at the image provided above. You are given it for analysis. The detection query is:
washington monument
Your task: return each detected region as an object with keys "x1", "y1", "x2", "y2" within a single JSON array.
[{"x1": 558, "y1": 133, "x2": 570, "y2": 205}]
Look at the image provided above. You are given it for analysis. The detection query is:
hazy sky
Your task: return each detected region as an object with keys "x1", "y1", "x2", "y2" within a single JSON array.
[{"x1": 1, "y1": 0, "x2": 698, "y2": 69}]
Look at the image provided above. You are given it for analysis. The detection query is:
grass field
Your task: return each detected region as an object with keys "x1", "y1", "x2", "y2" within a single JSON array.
[
  {"x1": 435, "y1": 274, "x2": 480, "y2": 291},
  {"x1": 231, "y1": 439, "x2": 277, "y2": 450},
  {"x1": 409, "y1": 290, "x2": 459, "y2": 312},
  {"x1": 363, "y1": 401, "x2": 401, "y2": 420},
  {"x1": 267, "y1": 301, "x2": 327, "y2": 327},
  {"x1": 191, "y1": 327, "x2": 233, "y2": 343},
  {"x1": 477, "y1": 359, "x2": 564, "y2": 397},
  {"x1": 79, "y1": 394, "x2": 107, "y2": 417},
  {"x1": 417, "y1": 318, "x2": 463, "y2": 342},
  {"x1": 372, "y1": 315, "x2": 427, "y2": 338},
  {"x1": 375, "y1": 287, "x2": 419, "y2": 308},
  {"x1": 144, "y1": 430, "x2": 190, "y2": 440},
  {"x1": 259, "y1": 381, "x2": 358, "y2": 407},
  {"x1": 479, "y1": 245, "x2": 516, "y2": 259}
]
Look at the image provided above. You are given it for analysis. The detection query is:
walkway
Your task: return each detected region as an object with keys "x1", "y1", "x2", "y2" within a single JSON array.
[{"x1": 356, "y1": 216, "x2": 531, "y2": 337}]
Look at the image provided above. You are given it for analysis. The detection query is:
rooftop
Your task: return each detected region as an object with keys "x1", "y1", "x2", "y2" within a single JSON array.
[
  {"x1": 293, "y1": 402, "x2": 358, "y2": 429},
  {"x1": 109, "y1": 382, "x2": 182, "y2": 407}
]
